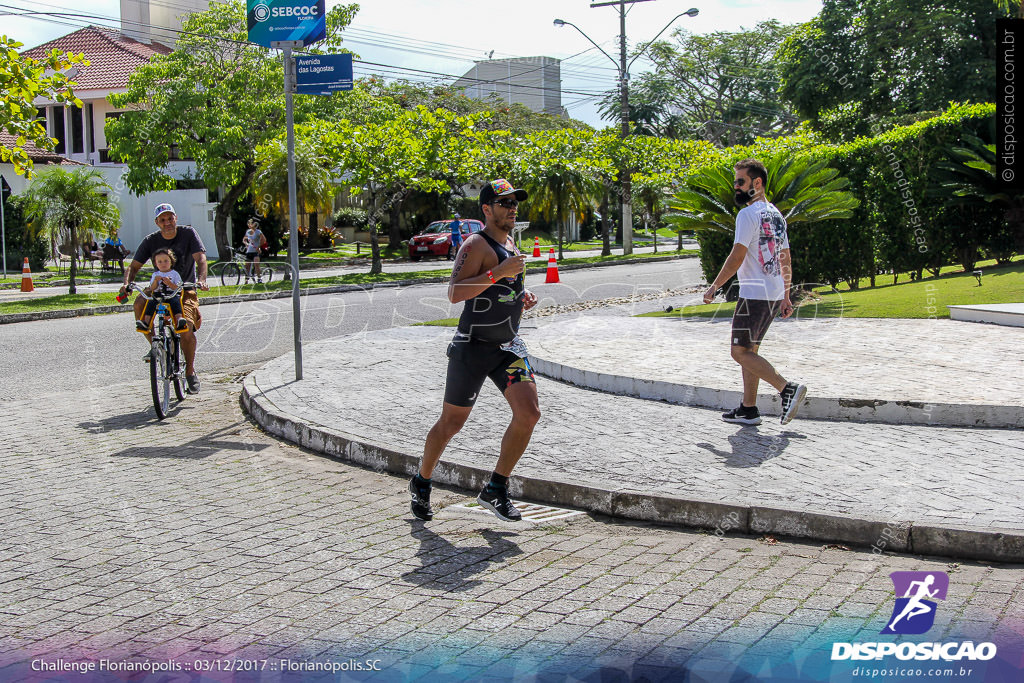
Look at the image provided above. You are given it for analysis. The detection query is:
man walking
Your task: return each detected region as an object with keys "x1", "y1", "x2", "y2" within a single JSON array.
[
  {"x1": 410, "y1": 179, "x2": 539, "y2": 522},
  {"x1": 449, "y1": 212, "x2": 463, "y2": 259},
  {"x1": 703, "y1": 158, "x2": 807, "y2": 425},
  {"x1": 120, "y1": 203, "x2": 209, "y2": 394}
]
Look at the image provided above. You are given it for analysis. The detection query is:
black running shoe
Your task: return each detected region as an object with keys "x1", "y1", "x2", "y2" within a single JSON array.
[
  {"x1": 722, "y1": 404, "x2": 762, "y2": 425},
  {"x1": 136, "y1": 320, "x2": 149, "y2": 332},
  {"x1": 186, "y1": 374, "x2": 200, "y2": 394},
  {"x1": 780, "y1": 382, "x2": 808, "y2": 425},
  {"x1": 409, "y1": 477, "x2": 433, "y2": 521},
  {"x1": 477, "y1": 486, "x2": 522, "y2": 522}
]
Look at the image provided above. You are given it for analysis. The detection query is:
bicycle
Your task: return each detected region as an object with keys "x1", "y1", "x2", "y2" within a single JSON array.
[
  {"x1": 214, "y1": 246, "x2": 275, "y2": 287},
  {"x1": 123, "y1": 281, "x2": 193, "y2": 419}
]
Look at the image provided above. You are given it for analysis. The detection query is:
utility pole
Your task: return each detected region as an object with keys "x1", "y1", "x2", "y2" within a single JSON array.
[{"x1": 617, "y1": 1, "x2": 634, "y2": 255}]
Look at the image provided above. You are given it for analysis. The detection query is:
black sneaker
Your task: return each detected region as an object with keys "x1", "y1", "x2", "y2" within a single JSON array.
[
  {"x1": 477, "y1": 486, "x2": 522, "y2": 522},
  {"x1": 143, "y1": 350, "x2": 152, "y2": 363},
  {"x1": 780, "y1": 382, "x2": 808, "y2": 425},
  {"x1": 186, "y1": 374, "x2": 200, "y2": 394},
  {"x1": 136, "y1": 320, "x2": 149, "y2": 332},
  {"x1": 409, "y1": 477, "x2": 434, "y2": 521},
  {"x1": 722, "y1": 404, "x2": 762, "y2": 425}
]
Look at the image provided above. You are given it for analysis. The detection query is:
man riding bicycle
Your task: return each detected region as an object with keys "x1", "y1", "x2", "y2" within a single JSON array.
[{"x1": 120, "y1": 203, "x2": 209, "y2": 394}]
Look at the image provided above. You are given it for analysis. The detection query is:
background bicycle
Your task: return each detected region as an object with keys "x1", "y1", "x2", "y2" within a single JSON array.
[{"x1": 211, "y1": 246, "x2": 277, "y2": 287}]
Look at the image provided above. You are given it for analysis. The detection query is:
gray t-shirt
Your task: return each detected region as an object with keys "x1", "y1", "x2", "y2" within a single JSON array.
[
  {"x1": 244, "y1": 228, "x2": 264, "y2": 254},
  {"x1": 134, "y1": 226, "x2": 206, "y2": 283}
]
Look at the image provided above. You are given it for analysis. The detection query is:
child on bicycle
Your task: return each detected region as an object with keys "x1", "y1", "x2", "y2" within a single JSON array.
[{"x1": 136, "y1": 248, "x2": 189, "y2": 334}]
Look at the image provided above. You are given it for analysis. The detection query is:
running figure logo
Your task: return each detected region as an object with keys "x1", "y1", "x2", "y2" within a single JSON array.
[{"x1": 881, "y1": 571, "x2": 949, "y2": 635}]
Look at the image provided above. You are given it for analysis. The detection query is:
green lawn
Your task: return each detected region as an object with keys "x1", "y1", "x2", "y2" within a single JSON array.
[
  {"x1": 640, "y1": 256, "x2": 1024, "y2": 320},
  {"x1": 1, "y1": 249, "x2": 696, "y2": 316}
]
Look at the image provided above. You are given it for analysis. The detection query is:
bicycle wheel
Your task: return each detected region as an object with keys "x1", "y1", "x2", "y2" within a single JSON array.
[
  {"x1": 262, "y1": 266, "x2": 274, "y2": 284},
  {"x1": 220, "y1": 262, "x2": 241, "y2": 287},
  {"x1": 171, "y1": 334, "x2": 185, "y2": 401},
  {"x1": 150, "y1": 328, "x2": 171, "y2": 419}
]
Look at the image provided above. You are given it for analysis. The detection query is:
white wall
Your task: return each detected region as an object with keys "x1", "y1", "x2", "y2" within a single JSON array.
[
  {"x1": 121, "y1": 0, "x2": 211, "y2": 47},
  {"x1": 1, "y1": 163, "x2": 220, "y2": 258}
]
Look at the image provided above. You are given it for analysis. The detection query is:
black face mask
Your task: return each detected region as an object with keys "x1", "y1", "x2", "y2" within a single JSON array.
[{"x1": 734, "y1": 188, "x2": 754, "y2": 207}]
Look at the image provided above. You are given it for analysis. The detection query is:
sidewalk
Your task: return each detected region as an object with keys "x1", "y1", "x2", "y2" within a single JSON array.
[{"x1": 242, "y1": 315, "x2": 1024, "y2": 564}]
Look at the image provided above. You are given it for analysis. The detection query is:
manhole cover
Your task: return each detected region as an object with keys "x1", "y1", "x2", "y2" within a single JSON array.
[{"x1": 449, "y1": 500, "x2": 587, "y2": 522}]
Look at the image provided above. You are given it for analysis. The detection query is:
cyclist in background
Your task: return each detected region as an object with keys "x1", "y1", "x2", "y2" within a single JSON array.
[{"x1": 243, "y1": 218, "x2": 266, "y2": 283}]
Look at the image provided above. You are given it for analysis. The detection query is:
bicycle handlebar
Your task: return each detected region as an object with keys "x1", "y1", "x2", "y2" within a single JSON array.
[{"x1": 118, "y1": 281, "x2": 196, "y2": 303}]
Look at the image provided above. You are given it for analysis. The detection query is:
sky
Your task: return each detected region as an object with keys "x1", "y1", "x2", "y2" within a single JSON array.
[{"x1": 4, "y1": 0, "x2": 823, "y2": 128}]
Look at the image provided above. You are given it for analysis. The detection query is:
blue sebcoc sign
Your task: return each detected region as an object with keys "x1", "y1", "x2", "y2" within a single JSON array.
[
  {"x1": 247, "y1": 0, "x2": 326, "y2": 48},
  {"x1": 295, "y1": 54, "x2": 353, "y2": 95}
]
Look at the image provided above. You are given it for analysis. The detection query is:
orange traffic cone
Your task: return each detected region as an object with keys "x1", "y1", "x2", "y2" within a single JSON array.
[
  {"x1": 544, "y1": 248, "x2": 560, "y2": 284},
  {"x1": 532, "y1": 237, "x2": 541, "y2": 258},
  {"x1": 20, "y1": 257, "x2": 33, "y2": 292}
]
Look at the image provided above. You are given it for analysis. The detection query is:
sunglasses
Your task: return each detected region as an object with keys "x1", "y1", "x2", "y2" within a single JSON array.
[{"x1": 492, "y1": 198, "x2": 519, "y2": 209}]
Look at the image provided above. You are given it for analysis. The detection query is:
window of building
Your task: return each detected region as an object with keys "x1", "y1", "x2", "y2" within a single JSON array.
[
  {"x1": 52, "y1": 108, "x2": 66, "y2": 155},
  {"x1": 70, "y1": 106, "x2": 84, "y2": 154}
]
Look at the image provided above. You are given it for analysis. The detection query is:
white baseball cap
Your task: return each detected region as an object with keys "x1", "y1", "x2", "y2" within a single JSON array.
[{"x1": 154, "y1": 203, "x2": 176, "y2": 219}]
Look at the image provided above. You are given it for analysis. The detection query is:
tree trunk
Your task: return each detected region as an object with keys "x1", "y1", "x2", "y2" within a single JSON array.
[
  {"x1": 388, "y1": 196, "x2": 404, "y2": 251},
  {"x1": 957, "y1": 247, "x2": 977, "y2": 274},
  {"x1": 600, "y1": 189, "x2": 611, "y2": 257},
  {"x1": 369, "y1": 194, "x2": 382, "y2": 275},
  {"x1": 677, "y1": 231, "x2": 683, "y2": 250},
  {"x1": 68, "y1": 227, "x2": 78, "y2": 295},
  {"x1": 214, "y1": 171, "x2": 255, "y2": 258}
]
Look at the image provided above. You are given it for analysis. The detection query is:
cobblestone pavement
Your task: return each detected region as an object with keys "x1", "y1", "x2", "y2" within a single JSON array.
[
  {"x1": 1, "y1": 374, "x2": 1022, "y2": 681},
  {"x1": 527, "y1": 315, "x2": 1024, "y2": 407},
  {"x1": 251, "y1": 327, "x2": 1024, "y2": 533}
]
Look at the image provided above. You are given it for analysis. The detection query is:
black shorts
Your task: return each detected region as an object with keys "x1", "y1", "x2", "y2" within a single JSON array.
[
  {"x1": 244, "y1": 251, "x2": 259, "y2": 262},
  {"x1": 731, "y1": 298, "x2": 781, "y2": 348},
  {"x1": 444, "y1": 339, "x2": 535, "y2": 407}
]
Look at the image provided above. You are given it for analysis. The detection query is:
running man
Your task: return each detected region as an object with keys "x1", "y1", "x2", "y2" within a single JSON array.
[
  {"x1": 887, "y1": 574, "x2": 939, "y2": 632},
  {"x1": 410, "y1": 179, "x2": 539, "y2": 522},
  {"x1": 703, "y1": 158, "x2": 807, "y2": 425}
]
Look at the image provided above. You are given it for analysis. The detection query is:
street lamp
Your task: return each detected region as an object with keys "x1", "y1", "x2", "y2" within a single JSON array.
[{"x1": 556, "y1": 4, "x2": 698, "y2": 255}]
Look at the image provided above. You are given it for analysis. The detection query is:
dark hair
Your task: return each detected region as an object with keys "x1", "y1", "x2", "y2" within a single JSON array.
[
  {"x1": 151, "y1": 247, "x2": 177, "y2": 268},
  {"x1": 735, "y1": 158, "x2": 768, "y2": 188}
]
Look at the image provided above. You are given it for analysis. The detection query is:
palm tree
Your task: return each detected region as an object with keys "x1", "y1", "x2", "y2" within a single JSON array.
[
  {"x1": 931, "y1": 134, "x2": 1023, "y2": 268},
  {"x1": 23, "y1": 168, "x2": 120, "y2": 294},
  {"x1": 252, "y1": 138, "x2": 337, "y2": 250},
  {"x1": 665, "y1": 155, "x2": 860, "y2": 288}
]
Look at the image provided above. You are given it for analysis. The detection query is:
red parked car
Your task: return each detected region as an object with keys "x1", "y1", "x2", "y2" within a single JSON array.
[{"x1": 408, "y1": 219, "x2": 484, "y2": 261}]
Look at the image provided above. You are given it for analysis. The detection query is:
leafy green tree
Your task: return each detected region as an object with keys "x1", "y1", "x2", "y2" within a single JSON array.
[
  {"x1": 22, "y1": 168, "x2": 119, "y2": 293},
  {"x1": 0, "y1": 36, "x2": 87, "y2": 176},
  {"x1": 931, "y1": 133, "x2": 1022, "y2": 268},
  {"x1": 601, "y1": 21, "x2": 798, "y2": 146},
  {"x1": 512, "y1": 129, "x2": 600, "y2": 260},
  {"x1": 777, "y1": 0, "x2": 1007, "y2": 133},
  {"x1": 106, "y1": 0, "x2": 357, "y2": 256},
  {"x1": 252, "y1": 137, "x2": 337, "y2": 249},
  {"x1": 314, "y1": 107, "x2": 453, "y2": 274},
  {"x1": 665, "y1": 156, "x2": 860, "y2": 287}
]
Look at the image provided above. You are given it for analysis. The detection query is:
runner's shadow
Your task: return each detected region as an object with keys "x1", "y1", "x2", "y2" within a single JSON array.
[
  {"x1": 696, "y1": 430, "x2": 805, "y2": 468},
  {"x1": 401, "y1": 525, "x2": 522, "y2": 592}
]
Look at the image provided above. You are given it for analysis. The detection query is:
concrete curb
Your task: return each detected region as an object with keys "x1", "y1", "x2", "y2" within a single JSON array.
[
  {"x1": 0, "y1": 254, "x2": 695, "y2": 325},
  {"x1": 240, "y1": 374, "x2": 1024, "y2": 563},
  {"x1": 529, "y1": 356, "x2": 1024, "y2": 429}
]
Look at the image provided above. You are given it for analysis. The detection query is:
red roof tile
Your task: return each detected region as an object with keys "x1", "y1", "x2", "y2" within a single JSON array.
[
  {"x1": 0, "y1": 132, "x2": 87, "y2": 165},
  {"x1": 22, "y1": 26, "x2": 172, "y2": 92}
]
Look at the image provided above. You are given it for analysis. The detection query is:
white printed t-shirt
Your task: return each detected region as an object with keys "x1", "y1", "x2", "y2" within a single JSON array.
[{"x1": 733, "y1": 199, "x2": 790, "y2": 301}]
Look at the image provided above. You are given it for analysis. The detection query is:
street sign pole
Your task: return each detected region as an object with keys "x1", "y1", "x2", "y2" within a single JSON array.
[
  {"x1": 274, "y1": 40, "x2": 304, "y2": 381},
  {"x1": 1, "y1": 182, "x2": 6, "y2": 281},
  {"x1": 250, "y1": 1, "x2": 329, "y2": 381}
]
